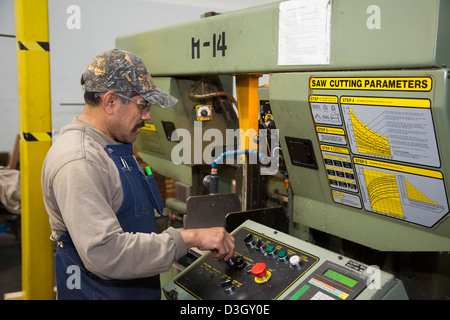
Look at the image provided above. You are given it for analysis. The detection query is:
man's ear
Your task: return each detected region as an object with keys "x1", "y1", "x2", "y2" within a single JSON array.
[{"x1": 102, "y1": 91, "x2": 118, "y2": 115}]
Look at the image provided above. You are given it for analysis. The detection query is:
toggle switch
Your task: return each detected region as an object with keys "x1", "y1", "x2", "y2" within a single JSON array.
[{"x1": 255, "y1": 238, "x2": 265, "y2": 250}]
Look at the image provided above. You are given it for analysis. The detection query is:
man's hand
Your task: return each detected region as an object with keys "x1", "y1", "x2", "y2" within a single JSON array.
[{"x1": 180, "y1": 227, "x2": 235, "y2": 261}]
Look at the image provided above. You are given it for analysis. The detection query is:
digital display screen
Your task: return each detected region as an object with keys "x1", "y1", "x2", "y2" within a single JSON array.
[{"x1": 323, "y1": 269, "x2": 358, "y2": 288}]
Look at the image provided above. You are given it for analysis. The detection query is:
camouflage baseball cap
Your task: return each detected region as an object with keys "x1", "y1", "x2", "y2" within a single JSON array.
[{"x1": 81, "y1": 48, "x2": 177, "y2": 108}]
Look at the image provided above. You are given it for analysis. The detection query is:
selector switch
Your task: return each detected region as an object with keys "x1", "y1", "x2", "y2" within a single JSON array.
[
  {"x1": 221, "y1": 279, "x2": 235, "y2": 294},
  {"x1": 227, "y1": 255, "x2": 247, "y2": 269},
  {"x1": 255, "y1": 238, "x2": 264, "y2": 250},
  {"x1": 244, "y1": 233, "x2": 255, "y2": 246},
  {"x1": 233, "y1": 256, "x2": 247, "y2": 269}
]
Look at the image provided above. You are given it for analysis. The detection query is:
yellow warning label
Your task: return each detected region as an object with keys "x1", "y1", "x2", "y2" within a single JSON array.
[
  {"x1": 310, "y1": 77, "x2": 432, "y2": 91},
  {"x1": 316, "y1": 126, "x2": 345, "y2": 135},
  {"x1": 353, "y1": 157, "x2": 443, "y2": 179},
  {"x1": 320, "y1": 145, "x2": 349, "y2": 155},
  {"x1": 341, "y1": 96, "x2": 430, "y2": 108},
  {"x1": 309, "y1": 95, "x2": 338, "y2": 103}
]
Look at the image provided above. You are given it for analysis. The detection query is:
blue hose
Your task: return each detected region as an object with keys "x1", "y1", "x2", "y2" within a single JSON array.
[
  {"x1": 211, "y1": 149, "x2": 266, "y2": 169},
  {"x1": 209, "y1": 149, "x2": 266, "y2": 194}
]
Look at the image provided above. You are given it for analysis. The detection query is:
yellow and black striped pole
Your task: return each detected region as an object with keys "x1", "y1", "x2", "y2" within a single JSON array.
[{"x1": 15, "y1": 0, "x2": 54, "y2": 299}]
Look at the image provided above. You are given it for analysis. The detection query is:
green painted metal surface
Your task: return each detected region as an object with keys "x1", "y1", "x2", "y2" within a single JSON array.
[
  {"x1": 117, "y1": 0, "x2": 449, "y2": 76},
  {"x1": 117, "y1": 0, "x2": 450, "y2": 251}
]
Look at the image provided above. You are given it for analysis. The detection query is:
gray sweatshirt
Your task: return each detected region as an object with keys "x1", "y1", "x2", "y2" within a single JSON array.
[{"x1": 41, "y1": 118, "x2": 187, "y2": 280}]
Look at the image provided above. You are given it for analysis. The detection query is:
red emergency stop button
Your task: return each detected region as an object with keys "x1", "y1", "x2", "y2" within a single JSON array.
[
  {"x1": 251, "y1": 263, "x2": 272, "y2": 283},
  {"x1": 251, "y1": 263, "x2": 267, "y2": 278}
]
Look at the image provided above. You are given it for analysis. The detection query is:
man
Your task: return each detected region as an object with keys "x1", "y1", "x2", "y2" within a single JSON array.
[{"x1": 41, "y1": 49, "x2": 235, "y2": 300}]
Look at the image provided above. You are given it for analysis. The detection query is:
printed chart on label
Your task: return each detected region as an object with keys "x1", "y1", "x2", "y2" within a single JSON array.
[
  {"x1": 354, "y1": 159, "x2": 448, "y2": 227},
  {"x1": 341, "y1": 97, "x2": 440, "y2": 167}
]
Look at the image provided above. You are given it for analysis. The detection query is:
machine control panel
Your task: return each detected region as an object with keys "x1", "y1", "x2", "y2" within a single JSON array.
[
  {"x1": 172, "y1": 224, "x2": 319, "y2": 300},
  {"x1": 163, "y1": 220, "x2": 407, "y2": 300}
]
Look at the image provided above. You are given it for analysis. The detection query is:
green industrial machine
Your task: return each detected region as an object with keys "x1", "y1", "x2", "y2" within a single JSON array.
[{"x1": 117, "y1": 0, "x2": 450, "y2": 299}]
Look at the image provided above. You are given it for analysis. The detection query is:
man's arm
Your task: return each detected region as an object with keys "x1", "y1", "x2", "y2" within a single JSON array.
[{"x1": 180, "y1": 227, "x2": 235, "y2": 261}]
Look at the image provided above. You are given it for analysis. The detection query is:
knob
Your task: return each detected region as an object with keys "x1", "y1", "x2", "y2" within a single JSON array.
[
  {"x1": 221, "y1": 280, "x2": 234, "y2": 293},
  {"x1": 255, "y1": 238, "x2": 264, "y2": 250},
  {"x1": 233, "y1": 256, "x2": 247, "y2": 269},
  {"x1": 202, "y1": 175, "x2": 210, "y2": 188},
  {"x1": 227, "y1": 256, "x2": 247, "y2": 269},
  {"x1": 244, "y1": 233, "x2": 254, "y2": 246}
]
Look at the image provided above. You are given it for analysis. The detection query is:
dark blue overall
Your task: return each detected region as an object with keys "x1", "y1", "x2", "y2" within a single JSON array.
[{"x1": 54, "y1": 143, "x2": 165, "y2": 300}]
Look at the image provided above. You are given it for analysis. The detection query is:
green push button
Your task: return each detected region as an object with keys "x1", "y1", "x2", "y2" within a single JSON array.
[
  {"x1": 277, "y1": 250, "x2": 287, "y2": 259},
  {"x1": 266, "y1": 245, "x2": 275, "y2": 254}
]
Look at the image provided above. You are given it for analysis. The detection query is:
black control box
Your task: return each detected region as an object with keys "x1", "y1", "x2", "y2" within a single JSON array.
[{"x1": 172, "y1": 226, "x2": 319, "y2": 300}]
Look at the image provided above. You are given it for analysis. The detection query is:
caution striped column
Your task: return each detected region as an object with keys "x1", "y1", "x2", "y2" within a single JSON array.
[
  {"x1": 15, "y1": 0, "x2": 54, "y2": 300},
  {"x1": 20, "y1": 132, "x2": 52, "y2": 142},
  {"x1": 17, "y1": 40, "x2": 50, "y2": 52}
]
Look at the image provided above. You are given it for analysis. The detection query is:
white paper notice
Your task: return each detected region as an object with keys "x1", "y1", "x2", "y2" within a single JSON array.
[{"x1": 278, "y1": 0, "x2": 331, "y2": 65}]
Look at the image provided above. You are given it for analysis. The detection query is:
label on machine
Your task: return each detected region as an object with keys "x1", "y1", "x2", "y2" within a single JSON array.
[
  {"x1": 309, "y1": 77, "x2": 449, "y2": 228},
  {"x1": 354, "y1": 158, "x2": 447, "y2": 227},
  {"x1": 341, "y1": 96, "x2": 439, "y2": 167}
]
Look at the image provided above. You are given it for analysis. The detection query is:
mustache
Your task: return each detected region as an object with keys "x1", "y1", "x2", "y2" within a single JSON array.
[{"x1": 132, "y1": 121, "x2": 146, "y2": 132}]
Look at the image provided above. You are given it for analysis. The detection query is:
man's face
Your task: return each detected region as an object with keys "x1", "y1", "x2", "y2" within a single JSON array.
[{"x1": 110, "y1": 94, "x2": 151, "y2": 144}]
